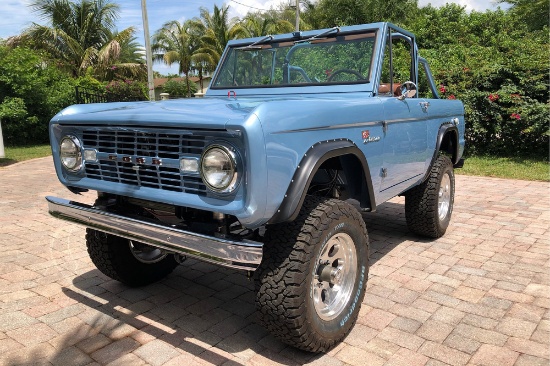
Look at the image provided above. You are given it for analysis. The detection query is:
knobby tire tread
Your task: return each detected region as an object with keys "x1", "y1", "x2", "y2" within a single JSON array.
[
  {"x1": 255, "y1": 196, "x2": 368, "y2": 352},
  {"x1": 405, "y1": 155, "x2": 454, "y2": 238},
  {"x1": 86, "y1": 228, "x2": 178, "y2": 287}
]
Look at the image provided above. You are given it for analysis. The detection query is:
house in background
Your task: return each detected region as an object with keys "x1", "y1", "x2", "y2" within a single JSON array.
[{"x1": 153, "y1": 76, "x2": 212, "y2": 100}]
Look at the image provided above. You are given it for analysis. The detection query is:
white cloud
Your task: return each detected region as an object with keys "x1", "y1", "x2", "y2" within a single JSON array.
[
  {"x1": 226, "y1": 0, "x2": 290, "y2": 19},
  {"x1": 418, "y1": 0, "x2": 508, "y2": 12},
  {"x1": 0, "y1": 0, "x2": 41, "y2": 39}
]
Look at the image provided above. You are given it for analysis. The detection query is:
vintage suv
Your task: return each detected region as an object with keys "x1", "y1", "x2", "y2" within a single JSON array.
[{"x1": 46, "y1": 22, "x2": 465, "y2": 352}]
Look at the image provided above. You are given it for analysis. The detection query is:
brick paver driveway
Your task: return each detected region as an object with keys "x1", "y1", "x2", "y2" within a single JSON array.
[{"x1": 0, "y1": 157, "x2": 548, "y2": 366}]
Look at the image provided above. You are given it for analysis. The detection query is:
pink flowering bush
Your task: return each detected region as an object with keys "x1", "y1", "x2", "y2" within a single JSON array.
[
  {"x1": 409, "y1": 5, "x2": 548, "y2": 158},
  {"x1": 105, "y1": 80, "x2": 147, "y2": 101}
]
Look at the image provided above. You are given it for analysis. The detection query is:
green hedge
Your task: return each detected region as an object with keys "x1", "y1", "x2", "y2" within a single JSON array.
[
  {"x1": 411, "y1": 7, "x2": 549, "y2": 158},
  {"x1": 0, "y1": 46, "x2": 75, "y2": 145},
  {"x1": 163, "y1": 78, "x2": 198, "y2": 98}
]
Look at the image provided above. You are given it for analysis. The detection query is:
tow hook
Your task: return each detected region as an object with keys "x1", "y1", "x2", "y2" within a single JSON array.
[{"x1": 175, "y1": 254, "x2": 187, "y2": 264}]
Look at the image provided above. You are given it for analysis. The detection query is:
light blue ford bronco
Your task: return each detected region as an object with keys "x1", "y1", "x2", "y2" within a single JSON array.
[{"x1": 46, "y1": 22, "x2": 465, "y2": 352}]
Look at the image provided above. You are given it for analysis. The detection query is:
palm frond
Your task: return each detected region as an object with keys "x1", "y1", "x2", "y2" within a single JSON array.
[{"x1": 25, "y1": 0, "x2": 124, "y2": 78}]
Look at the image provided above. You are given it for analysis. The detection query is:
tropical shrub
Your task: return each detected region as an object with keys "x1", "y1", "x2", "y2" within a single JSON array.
[
  {"x1": 412, "y1": 7, "x2": 549, "y2": 157},
  {"x1": 0, "y1": 46, "x2": 75, "y2": 145},
  {"x1": 163, "y1": 78, "x2": 198, "y2": 97},
  {"x1": 105, "y1": 80, "x2": 148, "y2": 101},
  {"x1": 75, "y1": 73, "x2": 106, "y2": 93}
]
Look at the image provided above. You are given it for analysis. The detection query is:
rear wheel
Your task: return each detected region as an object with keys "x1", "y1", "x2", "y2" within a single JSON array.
[
  {"x1": 255, "y1": 197, "x2": 369, "y2": 352},
  {"x1": 405, "y1": 154, "x2": 455, "y2": 238},
  {"x1": 86, "y1": 229, "x2": 178, "y2": 287}
]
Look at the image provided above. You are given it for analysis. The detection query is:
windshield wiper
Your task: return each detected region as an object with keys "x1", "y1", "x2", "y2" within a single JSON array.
[
  {"x1": 236, "y1": 35, "x2": 273, "y2": 50},
  {"x1": 294, "y1": 26, "x2": 340, "y2": 44}
]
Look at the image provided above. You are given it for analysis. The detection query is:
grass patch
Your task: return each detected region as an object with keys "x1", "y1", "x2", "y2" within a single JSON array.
[
  {"x1": 458, "y1": 155, "x2": 549, "y2": 181},
  {"x1": 0, "y1": 144, "x2": 52, "y2": 167}
]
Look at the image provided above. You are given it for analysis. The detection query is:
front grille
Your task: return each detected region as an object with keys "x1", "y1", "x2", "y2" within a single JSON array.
[
  {"x1": 82, "y1": 130, "x2": 206, "y2": 158},
  {"x1": 82, "y1": 129, "x2": 209, "y2": 195}
]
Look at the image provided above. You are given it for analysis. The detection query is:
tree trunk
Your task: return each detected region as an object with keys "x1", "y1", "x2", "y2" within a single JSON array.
[{"x1": 185, "y1": 75, "x2": 191, "y2": 97}]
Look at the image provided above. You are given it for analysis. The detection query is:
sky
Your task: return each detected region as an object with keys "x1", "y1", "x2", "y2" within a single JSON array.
[{"x1": 0, "y1": 0, "x2": 508, "y2": 74}]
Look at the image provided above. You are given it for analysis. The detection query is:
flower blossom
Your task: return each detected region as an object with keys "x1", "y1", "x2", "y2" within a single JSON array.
[
  {"x1": 439, "y1": 85, "x2": 446, "y2": 93},
  {"x1": 510, "y1": 113, "x2": 521, "y2": 120},
  {"x1": 488, "y1": 94, "x2": 499, "y2": 102},
  {"x1": 448, "y1": 94, "x2": 456, "y2": 100}
]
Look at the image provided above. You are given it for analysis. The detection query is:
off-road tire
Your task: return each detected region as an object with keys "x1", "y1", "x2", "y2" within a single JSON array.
[
  {"x1": 86, "y1": 229, "x2": 178, "y2": 287},
  {"x1": 405, "y1": 154, "x2": 455, "y2": 238},
  {"x1": 255, "y1": 196, "x2": 369, "y2": 353}
]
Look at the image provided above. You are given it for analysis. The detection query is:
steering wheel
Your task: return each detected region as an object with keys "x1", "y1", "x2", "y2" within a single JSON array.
[{"x1": 327, "y1": 69, "x2": 364, "y2": 82}]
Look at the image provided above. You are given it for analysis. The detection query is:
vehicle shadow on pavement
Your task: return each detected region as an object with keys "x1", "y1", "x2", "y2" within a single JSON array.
[
  {"x1": 362, "y1": 201, "x2": 433, "y2": 266},
  {"x1": 57, "y1": 262, "x2": 321, "y2": 365},
  {"x1": 4, "y1": 201, "x2": 423, "y2": 365}
]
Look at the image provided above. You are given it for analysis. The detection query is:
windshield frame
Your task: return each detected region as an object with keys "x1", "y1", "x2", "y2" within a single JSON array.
[{"x1": 209, "y1": 26, "x2": 381, "y2": 95}]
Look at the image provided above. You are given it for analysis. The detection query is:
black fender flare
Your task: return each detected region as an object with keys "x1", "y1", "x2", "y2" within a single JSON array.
[
  {"x1": 268, "y1": 139, "x2": 376, "y2": 224},
  {"x1": 421, "y1": 123, "x2": 460, "y2": 183},
  {"x1": 437, "y1": 123, "x2": 459, "y2": 163}
]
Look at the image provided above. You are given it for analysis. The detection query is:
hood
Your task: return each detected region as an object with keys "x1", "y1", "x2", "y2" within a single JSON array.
[{"x1": 51, "y1": 97, "x2": 266, "y2": 129}]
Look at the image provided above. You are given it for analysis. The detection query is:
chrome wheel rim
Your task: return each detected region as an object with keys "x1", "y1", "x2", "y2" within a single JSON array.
[
  {"x1": 312, "y1": 232, "x2": 357, "y2": 321},
  {"x1": 438, "y1": 173, "x2": 452, "y2": 221},
  {"x1": 129, "y1": 241, "x2": 167, "y2": 264}
]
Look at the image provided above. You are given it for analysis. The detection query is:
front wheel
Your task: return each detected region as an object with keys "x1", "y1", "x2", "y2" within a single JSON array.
[
  {"x1": 405, "y1": 154, "x2": 455, "y2": 238},
  {"x1": 255, "y1": 197, "x2": 369, "y2": 352},
  {"x1": 86, "y1": 229, "x2": 179, "y2": 287}
]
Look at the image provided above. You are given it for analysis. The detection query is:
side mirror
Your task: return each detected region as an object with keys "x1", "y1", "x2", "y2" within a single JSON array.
[{"x1": 398, "y1": 81, "x2": 417, "y2": 100}]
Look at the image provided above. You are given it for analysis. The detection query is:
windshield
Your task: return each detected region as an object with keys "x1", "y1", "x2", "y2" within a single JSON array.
[{"x1": 212, "y1": 32, "x2": 376, "y2": 89}]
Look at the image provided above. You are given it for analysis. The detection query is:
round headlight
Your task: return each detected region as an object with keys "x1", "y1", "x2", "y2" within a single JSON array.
[
  {"x1": 59, "y1": 135, "x2": 82, "y2": 172},
  {"x1": 200, "y1": 145, "x2": 239, "y2": 193}
]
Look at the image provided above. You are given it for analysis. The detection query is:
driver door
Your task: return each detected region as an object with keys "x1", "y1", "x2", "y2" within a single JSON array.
[{"x1": 377, "y1": 29, "x2": 428, "y2": 198}]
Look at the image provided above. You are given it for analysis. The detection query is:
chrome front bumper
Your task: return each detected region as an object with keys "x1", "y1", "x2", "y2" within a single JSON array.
[{"x1": 46, "y1": 196, "x2": 263, "y2": 271}]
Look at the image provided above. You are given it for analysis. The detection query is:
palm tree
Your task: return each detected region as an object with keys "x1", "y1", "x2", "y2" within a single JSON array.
[
  {"x1": 22, "y1": 0, "x2": 142, "y2": 79},
  {"x1": 94, "y1": 28, "x2": 146, "y2": 81},
  {"x1": 236, "y1": 13, "x2": 294, "y2": 84},
  {"x1": 189, "y1": 5, "x2": 246, "y2": 66},
  {"x1": 182, "y1": 5, "x2": 247, "y2": 93},
  {"x1": 241, "y1": 12, "x2": 294, "y2": 38},
  {"x1": 186, "y1": 21, "x2": 216, "y2": 93},
  {"x1": 152, "y1": 20, "x2": 202, "y2": 97},
  {"x1": 262, "y1": 1, "x2": 314, "y2": 31},
  {"x1": 114, "y1": 30, "x2": 145, "y2": 64}
]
